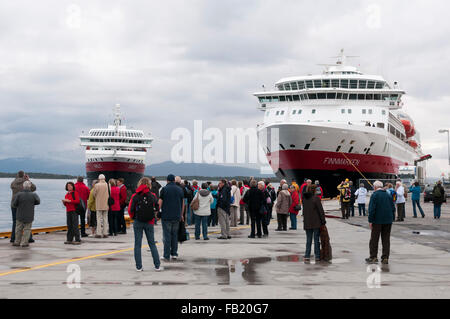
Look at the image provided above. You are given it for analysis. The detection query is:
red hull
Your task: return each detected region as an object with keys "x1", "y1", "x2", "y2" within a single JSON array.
[{"x1": 86, "y1": 162, "x2": 146, "y2": 174}]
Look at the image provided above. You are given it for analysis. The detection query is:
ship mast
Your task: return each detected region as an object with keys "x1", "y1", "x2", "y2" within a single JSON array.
[{"x1": 114, "y1": 103, "x2": 121, "y2": 134}]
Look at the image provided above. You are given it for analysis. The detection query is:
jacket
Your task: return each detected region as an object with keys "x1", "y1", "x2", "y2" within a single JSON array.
[
  {"x1": 289, "y1": 190, "x2": 300, "y2": 215},
  {"x1": 159, "y1": 182, "x2": 184, "y2": 221},
  {"x1": 193, "y1": 189, "x2": 214, "y2": 216},
  {"x1": 409, "y1": 185, "x2": 422, "y2": 201},
  {"x1": 119, "y1": 184, "x2": 127, "y2": 208},
  {"x1": 10, "y1": 177, "x2": 36, "y2": 207},
  {"x1": 239, "y1": 185, "x2": 249, "y2": 205},
  {"x1": 302, "y1": 192, "x2": 326, "y2": 230},
  {"x1": 87, "y1": 190, "x2": 96, "y2": 212},
  {"x1": 243, "y1": 186, "x2": 264, "y2": 215},
  {"x1": 64, "y1": 191, "x2": 80, "y2": 213},
  {"x1": 109, "y1": 186, "x2": 121, "y2": 211},
  {"x1": 217, "y1": 184, "x2": 231, "y2": 214},
  {"x1": 275, "y1": 190, "x2": 292, "y2": 214},
  {"x1": 75, "y1": 182, "x2": 90, "y2": 206},
  {"x1": 432, "y1": 184, "x2": 446, "y2": 205},
  {"x1": 230, "y1": 185, "x2": 241, "y2": 207},
  {"x1": 368, "y1": 189, "x2": 395, "y2": 224},
  {"x1": 337, "y1": 182, "x2": 351, "y2": 203},
  {"x1": 354, "y1": 187, "x2": 367, "y2": 204},
  {"x1": 396, "y1": 186, "x2": 406, "y2": 204},
  {"x1": 92, "y1": 180, "x2": 110, "y2": 211},
  {"x1": 12, "y1": 190, "x2": 40, "y2": 223},
  {"x1": 210, "y1": 190, "x2": 218, "y2": 209},
  {"x1": 128, "y1": 184, "x2": 156, "y2": 225}
]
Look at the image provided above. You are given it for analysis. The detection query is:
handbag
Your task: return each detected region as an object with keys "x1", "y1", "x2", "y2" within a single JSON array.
[
  {"x1": 190, "y1": 194, "x2": 200, "y2": 211},
  {"x1": 107, "y1": 185, "x2": 115, "y2": 207},
  {"x1": 294, "y1": 204, "x2": 302, "y2": 211},
  {"x1": 71, "y1": 192, "x2": 85, "y2": 215}
]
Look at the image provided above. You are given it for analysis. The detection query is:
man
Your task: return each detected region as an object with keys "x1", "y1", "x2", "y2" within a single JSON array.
[
  {"x1": 299, "y1": 179, "x2": 308, "y2": 200},
  {"x1": 117, "y1": 178, "x2": 128, "y2": 234},
  {"x1": 243, "y1": 180, "x2": 265, "y2": 238},
  {"x1": 150, "y1": 177, "x2": 162, "y2": 199},
  {"x1": 11, "y1": 181, "x2": 40, "y2": 247},
  {"x1": 159, "y1": 174, "x2": 184, "y2": 261},
  {"x1": 366, "y1": 181, "x2": 395, "y2": 264},
  {"x1": 183, "y1": 180, "x2": 195, "y2": 225},
  {"x1": 175, "y1": 176, "x2": 189, "y2": 223},
  {"x1": 10, "y1": 171, "x2": 36, "y2": 243},
  {"x1": 92, "y1": 174, "x2": 110, "y2": 238},
  {"x1": 395, "y1": 181, "x2": 406, "y2": 221},
  {"x1": 432, "y1": 181, "x2": 446, "y2": 219},
  {"x1": 277, "y1": 179, "x2": 287, "y2": 196},
  {"x1": 337, "y1": 179, "x2": 351, "y2": 219},
  {"x1": 314, "y1": 180, "x2": 323, "y2": 200},
  {"x1": 259, "y1": 181, "x2": 270, "y2": 237},
  {"x1": 301, "y1": 179, "x2": 312, "y2": 202},
  {"x1": 217, "y1": 179, "x2": 232, "y2": 239},
  {"x1": 75, "y1": 177, "x2": 90, "y2": 237}
]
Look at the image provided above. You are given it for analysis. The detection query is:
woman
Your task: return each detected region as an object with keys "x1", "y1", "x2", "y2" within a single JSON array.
[
  {"x1": 302, "y1": 185, "x2": 326, "y2": 262},
  {"x1": 108, "y1": 179, "x2": 121, "y2": 236},
  {"x1": 192, "y1": 183, "x2": 214, "y2": 240},
  {"x1": 275, "y1": 183, "x2": 292, "y2": 231},
  {"x1": 128, "y1": 177, "x2": 162, "y2": 272},
  {"x1": 87, "y1": 180, "x2": 98, "y2": 236},
  {"x1": 354, "y1": 183, "x2": 368, "y2": 216},
  {"x1": 230, "y1": 180, "x2": 241, "y2": 227},
  {"x1": 409, "y1": 182, "x2": 425, "y2": 218},
  {"x1": 243, "y1": 180, "x2": 265, "y2": 238},
  {"x1": 288, "y1": 185, "x2": 300, "y2": 230},
  {"x1": 62, "y1": 182, "x2": 81, "y2": 245}
]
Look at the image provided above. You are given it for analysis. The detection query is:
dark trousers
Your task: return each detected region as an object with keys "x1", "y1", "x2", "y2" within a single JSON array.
[
  {"x1": 118, "y1": 207, "x2": 127, "y2": 233},
  {"x1": 79, "y1": 207, "x2": 87, "y2": 235},
  {"x1": 66, "y1": 211, "x2": 80, "y2": 242},
  {"x1": 209, "y1": 208, "x2": 218, "y2": 226},
  {"x1": 162, "y1": 220, "x2": 179, "y2": 259},
  {"x1": 250, "y1": 212, "x2": 262, "y2": 237},
  {"x1": 108, "y1": 210, "x2": 120, "y2": 235},
  {"x1": 369, "y1": 224, "x2": 392, "y2": 259},
  {"x1": 277, "y1": 214, "x2": 288, "y2": 230},
  {"x1": 358, "y1": 203, "x2": 366, "y2": 216},
  {"x1": 349, "y1": 202, "x2": 355, "y2": 216},
  {"x1": 341, "y1": 201, "x2": 350, "y2": 218},
  {"x1": 11, "y1": 207, "x2": 33, "y2": 242},
  {"x1": 396, "y1": 203, "x2": 405, "y2": 221}
]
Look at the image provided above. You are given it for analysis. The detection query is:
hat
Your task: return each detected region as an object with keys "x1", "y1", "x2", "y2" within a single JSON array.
[
  {"x1": 98, "y1": 174, "x2": 105, "y2": 180},
  {"x1": 345, "y1": 178, "x2": 349, "y2": 182},
  {"x1": 167, "y1": 174, "x2": 175, "y2": 182}
]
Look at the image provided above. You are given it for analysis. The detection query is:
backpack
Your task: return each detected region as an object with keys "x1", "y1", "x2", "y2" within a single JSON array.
[
  {"x1": 134, "y1": 193, "x2": 157, "y2": 222},
  {"x1": 190, "y1": 193, "x2": 200, "y2": 211},
  {"x1": 344, "y1": 187, "x2": 351, "y2": 201},
  {"x1": 72, "y1": 192, "x2": 85, "y2": 215},
  {"x1": 390, "y1": 190, "x2": 397, "y2": 202},
  {"x1": 433, "y1": 186, "x2": 442, "y2": 198}
]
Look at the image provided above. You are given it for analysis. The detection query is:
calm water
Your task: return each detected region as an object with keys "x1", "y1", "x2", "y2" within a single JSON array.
[{"x1": 1, "y1": 178, "x2": 278, "y2": 232}]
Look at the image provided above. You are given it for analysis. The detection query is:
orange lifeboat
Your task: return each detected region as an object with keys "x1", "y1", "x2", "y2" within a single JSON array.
[
  {"x1": 400, "y1": 119, "x2": 415, "y2": 138},
  {"x1": 408, "y1": 139, "x2": 418, "y2": 148}
]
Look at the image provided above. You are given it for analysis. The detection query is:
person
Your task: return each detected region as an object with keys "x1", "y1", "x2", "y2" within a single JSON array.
[
  {"x1": 386, "y1": 183, "x2": 396, "y2": 203},
  {"x1": 288, "y1": 185, "x2": 300, "y2": 230},
  {"x1": 277, "y1": 179, "x2": 287, "y2": 196},
  {"x1": 432, "y1": 181, "x2": 445, "y2": 219},
  {"x1": 217, "y1": 179, "x2": 232, "y2": 239},
  {"x1": 182, "y1": 180, "x2": 193, "y2": 225},
  {"x1": 266, "y1": 182, "x2": 276, "y2": 220},
  {"x1": 409, "y1": 182, "x2": 425, "y2": 218},
  {"x1": 92, "y1": 174, "x2": 110, "y2": 238},
  {"x1": 192, "y1": 180, "x2": 199, "y2": 192},
  {"x1": 302, "y1": 185, "x2": 326, "y2": 262},
  {"x1": 128, "y1": 177, "x2": 162, "y2": 272},
  {"x1": 192, "y1": 183, "x2": 213, "y2": 240},
  {"x1": 63, "y1": 182, "x2": 82, "y2": 245},
  {"x1": 275, "y1": 183, "x2": 292, "y2": 231},
  {"x1": 366, "y1": 181, "x2": 395, "y2": 264},
  {"x1": 239, "y1": 180, "x2": 250, "y2": 225},
  {"x1": 75, "y1": 176, "x2": 90, "y2": 237},
  {"x1": 354, "y1": 183, "x2": 368, "y2": 216},
  {"x1": 209, "y1": 184, "x2": 219, "y2": 226},
  {"x1": 348, "y1": 181, "x2": 356, "y2": 217},
  {"x1": 117, "y1": 178, "x2": 128, "y2": 234},
  {"x1": 230, "y1": 180, "x2": 241, "y2": 227},
  {"x1": 259, "y1": 181, "x2": 270, "y2": 237},
  {"x1": 87, "y1": 180, "x2": 98, "y2": 236},
  {"x1": 301, "y1": 179, "x2": 312, "y2": 202},
  {"x1": 151, "y1": 177, "x2": 162, "y2": 199},
  {"x1": 108, "y1": 179, "x2": 121, "y2": 236},
  {"x1": 314, "y1": 180, "x2": 323, "y2": 200},
  {"x1": 158, "y1": 174, "x2": 184, "y2": 261},
  {"x1": 292, "y1": 179, "x2": 300, "y2": 194},
  {"x1": 337, "y1": 179, "x2": 351, "y2": 219},
  {"x1": 10, "y1": 171, "x2": 36, "y2": 244},
  {"x1": 395, "y1": 181, "x2": 406, "y2": 222},
  {"x1": 175, "y1": 176, "x2": 189, "y2": 225},
  {"x1": 11, "y1": 181, "x2": 40, "y2": 247},
  {"x1": 243, "y1": 180, "x2": 265, "y2": 238}
]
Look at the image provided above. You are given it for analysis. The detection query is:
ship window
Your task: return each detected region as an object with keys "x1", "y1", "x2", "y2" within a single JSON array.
[
  {"x1": 342, "y1": 93, "x2": 348, "y2": 100},
  {"x1": 367, "y1": 81, "x2": 375, "y2": 89},
  {"x1": 389, "y1": 125, "x2": 395, "y2": 135},
  {"x1": 276, "y1": 111, "x2": 280, "y2": 115},
  {"x1": 377, "y1": 123, "x2": 385, "y2": 128},
  {"x1": 368, "y1": 109, "x2": 373, "y2": 114},
  {"x1": 336, "y1": 145, "x2": 342, "y2": 152},
  {"x1": 322, "y1": 79, "x2": 330, "y2": 88},
  {"x1": 370, "y1": 142, "x2": 374, "y2": 146},
  {"x1": 348, "y1": 147, "x2": 354, "y2": 153},
  {"x1": 286, "y1": 95, "x2": 293, "y2": 101},
  {"x1": 327, "y1": 93, "x2": 336, "y2": 99},
  {"x1": 366, "y1": 94, "x2": 373, "y2": 100},
  {"x1": 279, "y1": 96, "x2": 286, "y2": 102},
  {"x1": 284, "y1": 83, "x2": 291, "y2": 90},
  {"x1": 291, "y1": 82, "x2": 298, "y2": 90},
  {"x1": 304, "y1": 144, "x2": 311, "y2": 150},
  {"x1": 376, "y1": 82, "x2": 384, "y2": 89},
  {"x1": 308, "y1": 93, "x2": 317, "y2": 99},
  {"x1": 298, "y1": 109, "x2": 302, "y2": 114},
  {"x1": 312, "y1": 109, "x2": 316, "y2": 114},
  {"x1": 303, "y1": 93, "x2": 308, "y2": 100},
  {"x1": 272, "y1": 96, "x2": 279, "y2": 102},
  {"x1": 350, "y1": 140, "x2": 355, "y2": 144},
  {"x1": 314, "y1": 80, "x2": 322, "y2": 88},
  {"x1": 350, "y1": 80, "x2": 358, "y2": 88},
  {"x1": 348, "y1": 109, "x2": 352, "y2": 114},
  {"x1": 298, "y1": 81, "x2": 305, "y2": 90},
  {"x1": 362, "y1": 109, "x2": 366, "y2": 114},
  {"x1": 374, "y1": 94, "x2": 381, "y2": 100},
  {"x1": 382, "y1": 110, "x2": 386, "y2": 115},
  {"x1": 332, "y1": 79, "x2": 340, "y2": 88},
  {"x1": 306, "y1": 80, "x2": 313, "y2": 88},
  {"x1": 340, "y1": 139, "x2": 345, "y2": 144},
  {"x1": 258, "y1": 97, "x2": 264, "y2": 103},
  {"x1": 317, "y1": 93, "x2": 326, "y2": 99},
  {"x1": 396, "y1": 130, "x2": 400, "y2": 138},
  {"x1": 292, "y1": 110, "x2": 296, "y2": 115},
  {"x1": 358, "y1": 94, "x2": 365, "y2": 100},
  {"x1": 299, "y1": 94, "x2": 304, "y2": 100},
  {"x1": 390, "y1": 94, "x2": 399, "y2": 100},
  {"x1": 280, "y1": 110, "x2": 285, "y2": 115},
  {"x1": 358, "y1": 80, "x2": 367, "y2": 89},
  {"x1": 277, "y1": 85, "x2": 284, "y2": 91},
  {"x1": 279, "y1": 144, "x2": 286, "y2": 150},
  {"x1": 290, "y1": 144, "x2": 296, "y2": 148},
  {"x1": 341, "y1": 79, "x2": 349, "y2": 88},
  {"x1": 341, "y1": 109, "x2": 345, "y2": 114},
  {"x1": 349, "y1": 94, "x2": 357, "y2": 100},
  {"x1": 293, "y1": 95, "x2": 300, "y2": 101}
]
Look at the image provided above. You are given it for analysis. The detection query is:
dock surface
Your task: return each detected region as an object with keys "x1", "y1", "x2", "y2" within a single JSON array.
[{"x1": 1, "y1": 200, "x2": 449, "y2": 299}]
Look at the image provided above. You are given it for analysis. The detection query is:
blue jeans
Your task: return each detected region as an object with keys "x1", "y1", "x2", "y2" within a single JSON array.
[
  {"x1": 162, "y1": 220, "x2": 179, "y2": 259},
  {"x1": 305, "y1": 228, "x2": 321, "y2": 259},
  {"x1": 185, "y1": 200, "x2": 192, "y2": 225},
  {"x1": 133, "y1": 220, "x2": 160, "y2": 269},
  {"x1": 11, "y1": 207, "x2": 33, "y2": 242},
  {"x1": 412, "y1": 199, "x2": 425, "y2": 217},
  {"x1": 194, "y1": 214, "x2": 209, "y2": 239},
  {"x1": 358, "y1": 204, "x2": 366, "y2": 216},
  {"x1": 434, "y1": 204, "x2": 442, "y2": 218},
  {"x1": 289, "y1": 213, "x2": 297, "y2": 229}
]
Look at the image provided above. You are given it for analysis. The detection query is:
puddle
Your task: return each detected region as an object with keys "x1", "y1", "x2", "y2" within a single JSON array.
[
  {"x1": 407, "y1": 230, "x2": 450, "y2": 238},
  {"x1": 10, "y1": 282, "x2": 34, "y2": 285},
  {"x1": 103, "y1": 257, "x2": 125, "y2": 261},
  {"x1": 133, "y1": 281, "x2": 188, "y2": 286}
]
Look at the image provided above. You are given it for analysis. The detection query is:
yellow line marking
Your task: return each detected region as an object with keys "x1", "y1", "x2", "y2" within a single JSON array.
[{"x1": 0, "y1": 225, "x2": 250, "y2": 278}]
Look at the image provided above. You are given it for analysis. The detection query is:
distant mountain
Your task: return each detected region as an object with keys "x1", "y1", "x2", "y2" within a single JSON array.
[{"x1": 0, "y1": 158, "x2": 274, "y2": 178}]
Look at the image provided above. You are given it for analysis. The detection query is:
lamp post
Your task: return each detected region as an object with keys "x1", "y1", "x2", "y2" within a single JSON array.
[{"x1": 439, "y1": 129, "x2": 450, "y2": 165}]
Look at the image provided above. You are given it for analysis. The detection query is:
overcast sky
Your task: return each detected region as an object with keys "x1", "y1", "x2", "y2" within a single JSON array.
[{"x1": 0, "y1": 0, "x2": 449, "y2": 177}]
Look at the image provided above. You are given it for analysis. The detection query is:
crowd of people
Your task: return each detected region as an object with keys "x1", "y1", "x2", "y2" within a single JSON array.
[{"x1": 7, "y1": 170, "x2": 447, "y2": 271}]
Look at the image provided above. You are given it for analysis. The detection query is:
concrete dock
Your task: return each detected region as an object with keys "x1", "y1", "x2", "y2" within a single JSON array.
[{"x1": 0, "y1": 200, "x2": 449, "y2": 299}]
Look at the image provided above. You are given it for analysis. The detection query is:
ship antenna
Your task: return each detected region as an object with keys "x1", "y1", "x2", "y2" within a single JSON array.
[{"x1": 114, "y1": 103, "x2": 121, "y2": 133}]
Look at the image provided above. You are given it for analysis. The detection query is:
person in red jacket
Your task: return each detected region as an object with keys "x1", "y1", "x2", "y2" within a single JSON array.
[
  {"x1": 128, "y1": 177, "x2": 162, "y2": 272},
  {"x1": 117, "y1": 178, "x2": 128, "y2": 234},
  {"x1": 75, "y1": 177, "x2": 90, "y2": 237},
  {"x1": 289, "y1": 185, "x2": 300, "y2": 230},
  {"x1": 108, "y1": 179, "x2": 121, "y2": 236},
  {"x1": 62, "y1": 182, "x2": 81, "y2": 245}
]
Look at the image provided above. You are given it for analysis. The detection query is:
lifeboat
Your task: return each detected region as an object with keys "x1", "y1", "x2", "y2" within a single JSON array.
[
  {"x1": 398, "y1": 113, "x2": 416, "y2": 138},
  {"x1": 408, "y1": 138, "x2": 418, "y2": 148}
]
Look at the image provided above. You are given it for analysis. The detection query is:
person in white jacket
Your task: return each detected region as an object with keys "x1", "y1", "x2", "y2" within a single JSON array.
[
  {"x1": 354, "y1": 183, "x2": 368, "y2": 216},
  {"x1": 230, "y1": 180, "x2": 241, "y2": 227},
  {"x1": 395, "y1": 181, "x2": 406, "y2": 222},
  {"x1": 193, "y1": 183, "x2": 214, "y2": 240}
]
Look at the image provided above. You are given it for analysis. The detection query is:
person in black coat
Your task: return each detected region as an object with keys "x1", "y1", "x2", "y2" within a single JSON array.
[
  {"x1": 302, "y1": 185, "x2": 326, "y2": 262},
  {"x1": 432, "y1": 181, "x2": 446, "y2": 219},
  {"x1": 217, "y1": 179, "x2": 231, "y2": 239},
  {"x1": 243, "y1": 180, "x2": 266, "y2": 238}
]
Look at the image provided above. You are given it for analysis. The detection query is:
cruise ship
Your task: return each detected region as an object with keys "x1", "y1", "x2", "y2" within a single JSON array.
[
  {"x1": 79, "y1": 104, "x2": 153, "y2": 191},
  {"x1": 254, "y1": 50, "x2": 428, "y2": 196}
]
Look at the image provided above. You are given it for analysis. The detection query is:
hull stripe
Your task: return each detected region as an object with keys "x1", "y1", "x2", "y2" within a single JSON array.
[{"x1": 86, "y1": 162, "x2": 145, "y2": 174}]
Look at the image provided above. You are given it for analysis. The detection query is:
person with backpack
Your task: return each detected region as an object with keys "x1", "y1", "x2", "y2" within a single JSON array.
[
  {"x1": 314, "y1": 180, "x2": 323, "y2": 200},
  {"x1": 192, "y1": 183, "x2": 214, "y2": 240},
  {"x1": 395, "y1": 181, "x2": 406, "y2": 222},
  {"x1": 107, "y1": 179, "x2": 121, "y2": 236},
  {"x1": 432, "y1": 181, "x2": 446, "y2": 219},
  {"x1": 337, "y1": 180, "x2": 351, "y2": 219},
  {"x1": 354, "y1": 183, "x2": 368, "y2": 216},
  {"x1": 62, "y1": 182, "x2": 82, "y2": 245},
  {"x1": 128, "y1": 177, "x2": 162, "y2": 272}
]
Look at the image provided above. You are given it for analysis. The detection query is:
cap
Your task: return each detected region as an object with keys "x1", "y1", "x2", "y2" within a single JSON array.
[{"x1": 167, "y1": 174, "x2": 175, "y2": 182}]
